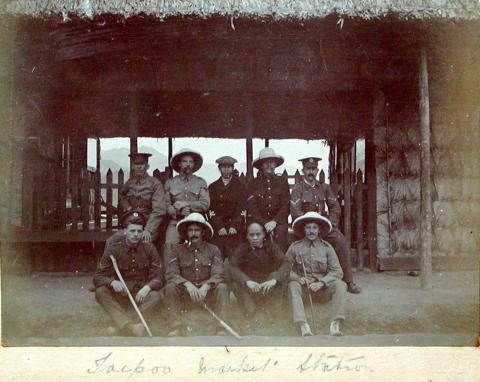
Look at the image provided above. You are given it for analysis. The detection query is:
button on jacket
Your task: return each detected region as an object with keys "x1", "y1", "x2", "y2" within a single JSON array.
[
  {"x1": 290, "y1": 179, "x2": 341, "y2": 227},
  {"x1": 164, "y1": 242, "x2": 224, "y2": 287},
  {"x1": 93, "y1": 239, "x2": 164, "y2": 290},
  {"x1": 286, "y1": 238, "x2": 343, "y2": 287},
  {"x1": 227, "y1": 240, "x2": 292, "y2": 284},
  {"x1": 118, "y1": 174, "x2": 167, "y2": 235},
  {"x1": 246, "y1": 172, "x2": 290, "y2": 225},
  {"x1": 164, "y1": 175, "x2": 210, "y2": 222},
  {"x1": 208, "y1": 175, "x2": 246, "y2": 233}
]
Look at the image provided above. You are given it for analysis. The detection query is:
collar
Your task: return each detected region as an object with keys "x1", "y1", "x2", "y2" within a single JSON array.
[
  {"x1": 301, "y1": 237, "x2": 322, "y2": 247},
  {"x1": 303, "y1": 178, "x2": 319, "y2": 188},
  {"x1": 132, "y1": 173, "x2": 148, "y2": 182},
  {"x1": 185, "y1": 240, "x2": 206, "y2": 251},
  {"x1": 221, "y1": 176, "x2": 232, "y2": 186},
  {"x1": 124, "y1": 239, "x2": 140, "y2": 251},
  {"x1": 180, "y1": 173, "x2": 193, "y2": 182}
]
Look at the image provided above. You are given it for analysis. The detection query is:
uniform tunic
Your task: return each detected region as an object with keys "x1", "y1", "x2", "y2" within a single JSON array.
[
  {"x1": 163, "y1": 241, "x2": 228, "y2": 327},
  {"x1": 290, "y1": 179, "x2": 341, "y2": 225},
  {"x1": 118, "y1": 174, "x2": 167, "y2": 237},
  {"x1": 208, "y1": 175, "x2": 246, "y2": 234},
  {"x1": 290, "y1": 178, "x2": 353, "y2": 283},
  {"x1": 286, "y1": 238, "x2": 346, "y2": 324},
  {"x1": 208, "y1": 175, "x2": 246, "y2": 257},
  {"x1": 93, "y1": 239, "x2": 164, "y2": 330},
  {"x1": 164, "y1": 174, "x2": 210, "y2": 243},
  {"x1": 246, "y1": 172, "x2": 290, "y2": 250}
]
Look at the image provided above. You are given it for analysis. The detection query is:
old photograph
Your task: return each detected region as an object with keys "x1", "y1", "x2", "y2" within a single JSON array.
[{"x1": 0, "y1": 0, "x2": 479, "y2": 353}]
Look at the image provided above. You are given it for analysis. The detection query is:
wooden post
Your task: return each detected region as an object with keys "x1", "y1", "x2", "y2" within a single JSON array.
[
  {"x1": 366, "y1": 124, "x2": 378, "y2": 271},
  {"x1": 81, "y1": 168, "x2": 89, "y2": 230},
  {"x1": 168, "y1": 137, "x2": 173, "y2": 173},
  {"x1": 71, "y1": 171, "x2": 78, "y2": 231},
  {"x1": 246, "y1": 138, "x2": 253, "y2": 180},
  {"x1": 129, "y1": 91, "x2": 138, "y2": 174},
  {"x1": 419, "y1": 49, "x2": 433, "y2": 290},
  {"x1": 355, "y1": 169, "x2": 364, "y2": 270},
  {"x1": 106, "y1": 169, "x2": 113, "y2": 230},
  {"x1": 343, "y1": 151, "x2": 352, "y2": 247},
  {"x1": 94, "y1": 169, "x2": 101, "y2": 229},
  {"x1": 265, "y1": 139, "x2": 270, "y2": 147}
]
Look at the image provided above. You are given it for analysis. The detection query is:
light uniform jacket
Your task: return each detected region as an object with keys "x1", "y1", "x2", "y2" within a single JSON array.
[
  {"x1": 164, "y1": 174, "x2": 210, "y2": 222},
  {"x1": 290, "y1": 178, "x2": 341, "y2": 227},
  {"x1": 164, "y1": 242, "x2": 224, "y2": 287},
  {"x1": 286, "y1": 238, "x2": 343, "y2": 288},
  {"x1": 118, "y1": 174, "x2": 167, "y2": 235}
]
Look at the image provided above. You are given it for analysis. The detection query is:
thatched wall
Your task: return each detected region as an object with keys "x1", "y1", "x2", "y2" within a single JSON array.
[
  {"x1": 4, "y1": 0, "x2": 480, "y2": 20},
  {"x1": 375, "y1": 26, "x2": 479, "y2": 266}
]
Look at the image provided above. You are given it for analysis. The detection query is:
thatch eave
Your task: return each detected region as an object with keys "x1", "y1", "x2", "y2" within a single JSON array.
[{"x1": 3, "y1": 0, "x2": 480, "y2": 21}]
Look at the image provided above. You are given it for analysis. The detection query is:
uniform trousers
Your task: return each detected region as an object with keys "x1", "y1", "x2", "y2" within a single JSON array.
[
  {"x1": 323, "y1": 228, "x2": 353, "y2": 283},
  {"x1": 230, "y1": 281, "x2": 284, "y2": 319},
  {"x1": 287, "y1": 279, "x2": 346, "y2": 324},
  {"x1": 163, "y1": 282, "x2": 229, "y2": 329},
  {"x1": 95, "y1": 284, "x2": 161, "y2": 330}
]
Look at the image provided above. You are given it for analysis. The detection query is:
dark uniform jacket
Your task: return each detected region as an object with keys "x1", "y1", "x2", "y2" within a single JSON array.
[
  {"x1": 118, "y1": 174, "x2": 167, "y2": 235},
  {"x1": 227, "y1": 240, "x2": 292, "y2": 284},
  {"x1": 208, "y1": 175, "x2": 246, "y2": 233},
  {"x1": 290, "y1": 179, "x2": 341, "y2": 227},
  {"x1": 246, "y1": 172, "x2": 290, "y2": 225},
  {"x1": 164, "y1": 242, "x2": 225, "y2": 287},
  {"x1": 94, "y1": 239, "x2": 164, "y2": 290}
]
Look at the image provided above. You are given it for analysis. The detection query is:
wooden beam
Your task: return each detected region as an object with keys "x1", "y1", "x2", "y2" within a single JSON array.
[
  {"x1": 419, "y1": 49, "x2": 433, "y2": 290},
  {"x1": 168, "y1": 137, "x2": 173, "y2": 173},
  {"x1": 246, "y1": 138, "x2": 253, "y2": 179}
]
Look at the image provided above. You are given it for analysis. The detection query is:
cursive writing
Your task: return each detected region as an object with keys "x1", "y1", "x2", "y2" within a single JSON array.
[
  {"x1": 198, "y1": 355, "x2": 278, "y2": 375},
  {"x1": 297, "y1": 353, "x2": 372, "y2": 373},
  {"x1": 87, "y1": 352, "x2": 172, "y2": 380}
]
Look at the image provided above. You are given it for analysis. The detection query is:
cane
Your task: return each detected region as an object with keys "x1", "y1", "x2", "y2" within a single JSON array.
[
  {"x1": 110, "y1": 255, "x2": 153, "y2": 337},
  {"x1": 201, "y1": 302, "x2": 242, "y2": 340},
  {"x1": 299, "y1": 254, "x2": 316, "y2": 334}
]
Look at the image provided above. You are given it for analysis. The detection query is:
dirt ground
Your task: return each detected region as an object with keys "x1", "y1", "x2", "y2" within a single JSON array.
[{"x1": 2, "y1": 270, "x2": 479, "y2": 346}]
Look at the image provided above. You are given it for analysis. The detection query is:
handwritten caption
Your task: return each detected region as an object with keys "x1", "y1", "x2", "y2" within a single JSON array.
[{"x1": 86, "y1": 351, "x2": 372, "y2": 379}]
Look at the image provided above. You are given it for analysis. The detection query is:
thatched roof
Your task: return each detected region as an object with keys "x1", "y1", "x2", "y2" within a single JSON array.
[{"x1": 4, "y1": 0, "x2": 480, "y2": 20}]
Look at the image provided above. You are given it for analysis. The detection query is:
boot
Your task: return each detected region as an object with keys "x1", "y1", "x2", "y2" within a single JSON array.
[
  {"x1": 300, "y1": 322, "x2": 313, "y2": 337},
  {"x1": 347, "y1": 282, "x2": 361, "y2": 294},
  {"x1": 329, "y1": 320, "x2": 343, "y2": 336}
]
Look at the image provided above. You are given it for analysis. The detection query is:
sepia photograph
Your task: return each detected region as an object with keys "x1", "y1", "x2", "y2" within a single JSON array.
[{"x1": 0, "y1": 0, "x2": 479, "y2": 379}]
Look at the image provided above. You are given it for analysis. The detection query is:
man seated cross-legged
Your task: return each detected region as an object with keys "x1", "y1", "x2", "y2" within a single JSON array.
[
  {"x1": 226, "y1": 222, "x2": 292, "y2": 331},
  {"x1": 163, "y1": 213, "x2": 229, "y2": 336},
  {"x1": 286, "y1": 212, "x2": 347, "y2": 337},
  {"x1": 94, "y1": 210, "x2": 164, "y2": 337}
]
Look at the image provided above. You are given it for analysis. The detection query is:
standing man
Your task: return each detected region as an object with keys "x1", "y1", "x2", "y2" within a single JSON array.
[
  {"x1": 94, "y1": 210, "x2": 164, "y2": 337},
  {"x1": 226, "y1": 222, "x2": 292, "y2": 328},
  {"x1": 286, "y1": 212, "x2": 347, "y2": 337},
  {"x1": 112, "y1": 152, "x2": 166, "y2": 244},
  {"x1": 208, "y1": 156, "x2": 246, "y2": 259},
  {"x1": 246, "y1": 147, "x2": 290, "y2": 251},
  {"x1": 290, "y1": 156, "x2": 361, "y2": 294},
  {"x1": 164, "y1": 148, "x2": 210, "y2": 244},
  {"x1": 163, "y1": 213, "x2": 229, "y2": 336}
]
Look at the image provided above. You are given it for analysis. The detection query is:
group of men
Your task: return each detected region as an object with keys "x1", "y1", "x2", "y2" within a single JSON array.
[{"x1": 93, "y1": 147, "x2": 361, "y2": 338}]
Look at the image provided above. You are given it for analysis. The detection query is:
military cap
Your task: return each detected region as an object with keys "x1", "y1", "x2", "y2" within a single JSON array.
[
  {"x1": 216, "y1": 156, "x2": 237, "y2": 166},
  {"x1": 128, "y1": 153, "x2": 152, "y2": 163},
  {"x1": 120, "y1": 209, "x2": 147, "y2": 228},
  {"x1": 299, "y1": 157, "x2": 322, "y2": 168}
]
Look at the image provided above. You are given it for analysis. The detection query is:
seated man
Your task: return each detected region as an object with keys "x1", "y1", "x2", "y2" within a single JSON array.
[
  {"x1": 208, "y1": 155, "x2": 246, "y2": 259},
  {"x1": 226, "y1": 222, "x2": 292, "y2": 327},
  {"x1": 286, "y1": 212, "x2": 347, "y2": 337},
  {"x1": 163, "y1": 213, "x2": 229, "y2": 336},
  {"x1": 94, "y1": 210, "x2": 164, "y2": 337},
  {"x1": 290, "y1": 156, "x2": 360, "y2": 294},
  {"x1": 164, "y1": 148, "x2": 210, "y2": 244}
]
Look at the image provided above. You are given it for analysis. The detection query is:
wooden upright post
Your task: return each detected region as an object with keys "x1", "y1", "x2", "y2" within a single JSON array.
[
  {"x1": 129, "y1": 91, "x2": 138, "y2": 174},
  {"x1": 419, "y1": 49, "x2": 433, "y2": 290},
  {"x1": 246, "y1": 138, "x2": 253, "y2": 180}
]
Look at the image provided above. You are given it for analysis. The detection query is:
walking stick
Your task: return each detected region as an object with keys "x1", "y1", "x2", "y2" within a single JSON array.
[
  {"x1": 201, "y1": 303, "x2": 242, "y2": 340},
  {"x1": 110, "y1": 255, "x2": 153, "y2": 337},
  {"x1": 299, "y1": 254, "x2": 316, "y2": 334}
]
